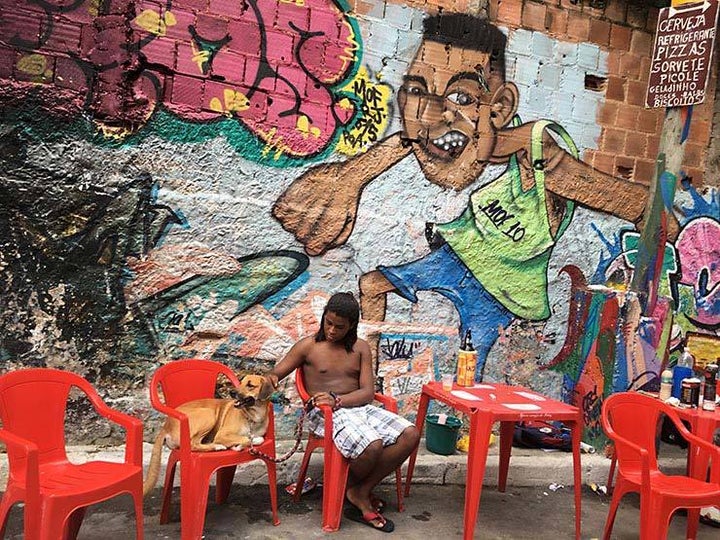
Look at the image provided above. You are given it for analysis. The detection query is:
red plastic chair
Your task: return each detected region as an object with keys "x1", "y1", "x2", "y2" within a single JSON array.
[
  {"x1": 0, "y1": 368, "x2": 144, "y2": 540},
  {"x1": 148, "y1": 359, "x2": 279, "y2": 539},
  {"x1": 293, "y1": 368, "x2": 404, "y2": 532},
  {"x1": 601, "y1": 392, "x2": 720, "y2": 540}
]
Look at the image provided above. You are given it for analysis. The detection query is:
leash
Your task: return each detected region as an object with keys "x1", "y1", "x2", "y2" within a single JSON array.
[{"x1": 248, "y1": 397, "x2": 315, "y2": 463}]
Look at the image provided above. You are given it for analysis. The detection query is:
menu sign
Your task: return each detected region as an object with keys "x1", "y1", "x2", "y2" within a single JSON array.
[{"x1": 645, "y1": 0, "x2": 719, "y2": 108}]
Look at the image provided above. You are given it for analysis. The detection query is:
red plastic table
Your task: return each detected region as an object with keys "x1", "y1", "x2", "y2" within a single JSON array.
[{"x1": 404, "y1": 382, "x2": 583, "y2": 540}]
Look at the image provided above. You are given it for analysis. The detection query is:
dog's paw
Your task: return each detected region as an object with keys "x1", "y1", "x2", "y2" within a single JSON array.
[
  {"x1": 213, "y1": 444, "x2": 227, "y2": 451},
  {"x1": 251, "y1": 436, "x2": 265, "y2": 445},
  {"x1": 230, "y1": 444, "x2": 247, "y2": 451}
]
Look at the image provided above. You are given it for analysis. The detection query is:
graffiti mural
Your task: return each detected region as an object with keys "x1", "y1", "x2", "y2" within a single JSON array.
[
  {"x1": 0, "y1": 128, "x2": 182, "y2": 375},
  {"x1": 273, "y1": 13, "x2": 668, "y2": 383},
  {"x1": 0, "y1": 0, "x2": 717, "y2": 448},
  {"x1": 0, "y1": 0, "x2": 370, "y2": 161}
]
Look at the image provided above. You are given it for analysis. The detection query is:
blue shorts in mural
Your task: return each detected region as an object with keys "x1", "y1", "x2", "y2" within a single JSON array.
[{"x1": 378, "y1": 244, "x2": 513, "y2": 381}]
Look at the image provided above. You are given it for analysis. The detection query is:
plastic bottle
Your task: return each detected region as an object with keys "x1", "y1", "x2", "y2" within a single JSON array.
[
  {"x1": 672, "y1": 346, "x2": 695, "y2": 399},
  {"x1": 659, "y1": 369, "x2": 673, "y2": 401}
]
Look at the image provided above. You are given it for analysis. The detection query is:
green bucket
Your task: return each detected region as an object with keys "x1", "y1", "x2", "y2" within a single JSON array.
[{"x1": 425, "y1": 414, "x2": 462, "y2": 455}]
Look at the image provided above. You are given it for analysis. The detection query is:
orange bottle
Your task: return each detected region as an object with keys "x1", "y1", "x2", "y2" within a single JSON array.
[{"x1": 457, "y1": 330, "x2": 476, "y2": 387}]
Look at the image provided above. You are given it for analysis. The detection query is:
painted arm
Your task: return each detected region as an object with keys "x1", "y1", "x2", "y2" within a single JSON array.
[
  {"x1": 272, "y1": 133, "x2": 412, "y2": 256},
  {"x1": 494, "y1": 124, "x2": 680, "y2": 240},
  {"x1": 548, "y1": 152, "x2": 680, "y2": 241}
]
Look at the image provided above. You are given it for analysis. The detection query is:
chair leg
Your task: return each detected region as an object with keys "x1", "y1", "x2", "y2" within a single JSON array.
[
  {"x1": 264, "y1": 459, "x2": 280, "y2": 525},
  {"x1": 160, "y1": 458, "x2": 178, "y2": 524},
  {"x1": 602, "y1": 485, "x2": 625, "y2": 540},
  {"x1": 64, "y1": 507, "x2": 86, "y2": 539},
  {"x1": 321, "y1": 448, "x2": 350, "y2": 532},
  {"x1": 294, "y1": 446, "x2": 314, "y2": 503},
  {"x1": 215, "y1": 466, "x2": 237, "y2": 504},
  {"x1": 133, "y1": 489, "x2": 145, "y2": 540},
  {"x1": 180, "y1": 469, "x2": 212, "y2": 540},
  {"x1": 394, "y1": 467, "x2": 404, "y2": 512},
  {"x1": 640, "y1": 499, "x2": 668, "y2": 540},
  {"x1": 686, "y1": 507, "x2": 701, "y2": 539},
  {"x1": 607, "y1": 451, "x2": 617, "y2": 494}
]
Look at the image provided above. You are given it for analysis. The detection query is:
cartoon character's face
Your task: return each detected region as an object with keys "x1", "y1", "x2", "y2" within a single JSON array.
[{"x1": 398, "y1": 40, "x2": 517, "y2": 190}]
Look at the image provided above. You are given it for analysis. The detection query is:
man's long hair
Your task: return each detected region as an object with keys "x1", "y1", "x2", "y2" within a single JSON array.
[{"x1": 315, "y1": 292, "x2": 360, "y2": 352}]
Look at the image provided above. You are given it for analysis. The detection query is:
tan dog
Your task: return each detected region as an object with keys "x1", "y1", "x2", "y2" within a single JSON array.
[{"x1": 143, "y1": 374, "x2": 273, "y2": 496}]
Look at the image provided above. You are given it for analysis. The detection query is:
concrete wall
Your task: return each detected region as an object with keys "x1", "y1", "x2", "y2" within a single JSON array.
[{"x1": 1, "y1": 0, "x2": 718, "y2": 443}]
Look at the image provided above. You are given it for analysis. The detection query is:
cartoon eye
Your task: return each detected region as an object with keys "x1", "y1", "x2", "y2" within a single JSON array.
[
  {"x1": 446, "y1": 92, "x2": 475, "y2": 106},
  {"x1": 402, "y1": 84, "x2": 424, "y2": 96}
]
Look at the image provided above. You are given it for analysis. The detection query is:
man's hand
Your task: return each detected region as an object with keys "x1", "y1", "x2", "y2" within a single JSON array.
[
  {"x1": 272, "y1": 162, "x2": 360, "y2": 256},
  {"x1": 311, "y1": 392, "x2": 337, "y2": 408},
  {"x1": 267, "y1": 373, "x2": 279, "y2": 389}
]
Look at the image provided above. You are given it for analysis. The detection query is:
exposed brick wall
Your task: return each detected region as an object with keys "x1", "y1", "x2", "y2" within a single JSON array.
[{"x1": 489, "y1": 0, "x2": 717, "y2": 185}]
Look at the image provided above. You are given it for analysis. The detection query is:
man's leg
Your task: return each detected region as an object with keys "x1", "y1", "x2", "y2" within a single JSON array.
[{"x1": 346, "y1": 425, "x2": 420, "y2": 516}]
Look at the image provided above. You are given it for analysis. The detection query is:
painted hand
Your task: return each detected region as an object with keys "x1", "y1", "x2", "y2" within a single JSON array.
[{"x1": 272, "y1": 162, "x2": 360, "y2": 256}]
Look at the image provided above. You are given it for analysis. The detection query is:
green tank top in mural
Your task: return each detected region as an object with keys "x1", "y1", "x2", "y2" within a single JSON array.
[{"x1": 437, "y1": 119, "x2": 579, "y2": 320}]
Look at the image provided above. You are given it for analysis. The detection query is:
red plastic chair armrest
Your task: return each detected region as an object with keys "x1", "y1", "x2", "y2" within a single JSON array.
[
  {"x1": 316, "y1": 403, "x2": 334, "y2": 447},
  {"x1": 151, "y1": 400, "x2": 191, "y2": 450},
  {"x1": 80, "y1": 385, "x2": 145, "y2": 467},
  {"x1": 678, "y1": 428, "x2": 720, "y2": 484},
  {"x1": 605, "y1": 425, "x2": 651, "y2": 485},
  {"x1": 374, "y1": 392, "x2": 398, "y2": 413},
  {"x1": 0, "y1": 428, "x2": 40, "y2": 493}
]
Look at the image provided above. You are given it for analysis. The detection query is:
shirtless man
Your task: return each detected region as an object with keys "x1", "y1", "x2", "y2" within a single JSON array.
[{"x1": 268, "y1": 292, "x2": 419, "y2": 532}]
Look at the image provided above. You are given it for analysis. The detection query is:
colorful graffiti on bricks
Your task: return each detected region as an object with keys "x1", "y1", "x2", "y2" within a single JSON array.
[
  {"x1": 0, "y1": 0, "x2": 382, "y2": 161},
  {"x1": 1, "y1": 2, "x2": 717, "y2": 444}
]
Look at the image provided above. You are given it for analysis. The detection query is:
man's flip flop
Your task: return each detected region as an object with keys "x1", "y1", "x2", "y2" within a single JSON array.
[{"x1": 343, "y1": 506, "x2": 395, "y2": 533}]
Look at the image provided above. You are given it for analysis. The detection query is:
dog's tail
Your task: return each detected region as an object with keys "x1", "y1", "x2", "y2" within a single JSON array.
[{"x1": 143, "y1": 430, "x2": 166, "y2": 497}]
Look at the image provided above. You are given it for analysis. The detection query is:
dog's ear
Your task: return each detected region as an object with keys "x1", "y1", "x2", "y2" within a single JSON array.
[{"x1": 259, "y1": 376, "x2": 274, "y2": 401}]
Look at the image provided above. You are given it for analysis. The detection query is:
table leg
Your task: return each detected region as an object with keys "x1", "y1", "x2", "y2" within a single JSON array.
[
  {"x1": 686, "y1": 416, "x2": 715, "y2": 539},
  {"x1": 498, "y1": 421, "x2": 514, "y2": 492},
  {"x1": 404, "y1": 392, "x2": 429, "y2": 497},
  {"x1": 462, "y1": 410, "x2": 493, "y2": 540},
  {"x1": 571, "y1": 413, "x2": 582, "y2": 540}
]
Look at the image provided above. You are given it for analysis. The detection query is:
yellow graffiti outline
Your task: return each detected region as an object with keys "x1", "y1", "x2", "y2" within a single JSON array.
[
  {"x1": 190, "y1": 41, "x2": 210, "y2": 74},
  {"x1": 327, "y1": 18, "x2": 359, "y2": 83}
]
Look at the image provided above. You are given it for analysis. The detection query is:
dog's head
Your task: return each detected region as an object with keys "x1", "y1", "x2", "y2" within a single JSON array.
[{"x1": 233, "y1": 374, "x2": 274, "y2": 407}]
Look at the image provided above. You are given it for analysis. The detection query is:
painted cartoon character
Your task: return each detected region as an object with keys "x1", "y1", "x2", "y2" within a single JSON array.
[{"x1": 273, "y1": 13, "x2": 678, "y2": 381}]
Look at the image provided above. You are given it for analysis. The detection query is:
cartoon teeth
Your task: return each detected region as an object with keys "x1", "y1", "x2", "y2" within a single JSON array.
[{"x1": 432, "y1": 131, "x2": 468, "y2": 152}]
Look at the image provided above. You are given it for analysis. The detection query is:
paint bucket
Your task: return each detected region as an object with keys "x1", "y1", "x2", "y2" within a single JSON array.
[{"x1": 425, "y1": 414, "x2": 462, "y2": 455}]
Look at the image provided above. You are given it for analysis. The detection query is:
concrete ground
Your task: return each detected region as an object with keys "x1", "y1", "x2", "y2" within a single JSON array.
[{"x1": 2, "y1": 440, "x2": 719, "y2": 539}]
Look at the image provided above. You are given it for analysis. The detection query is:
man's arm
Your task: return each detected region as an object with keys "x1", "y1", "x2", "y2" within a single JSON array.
[
  {"x1": 267, "y1": 338, "x2": 309, "y2": 388},
  {"x1": 333, "y1": 340, "x2": 376, "y2": 408},
  {"x1": 272, "y1": 133, "x2": 412, "y2": 256}
]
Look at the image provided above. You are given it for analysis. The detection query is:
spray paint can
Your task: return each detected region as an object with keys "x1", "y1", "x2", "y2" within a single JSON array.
[{"x1": 702, "y1": 364, "x2": 718, "y2": 412}]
